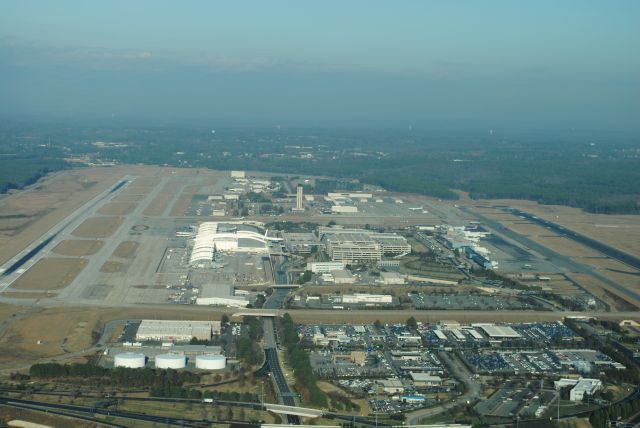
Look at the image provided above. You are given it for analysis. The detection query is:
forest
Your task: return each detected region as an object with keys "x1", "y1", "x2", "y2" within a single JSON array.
[{"x1": 1, "y1": 123, "x2": 638, "y2": 214}]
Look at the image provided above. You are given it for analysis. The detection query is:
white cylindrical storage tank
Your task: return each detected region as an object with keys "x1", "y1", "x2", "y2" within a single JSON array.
[
  {"x1": 155, "y1": 353, "x2": 186, "y2": 369},
  {"x1": 195, "y1": 354, "x2": 226, "y2": 370},
  {"x1": 114, "y1": 352, "x2": 146, "y2": 368}
]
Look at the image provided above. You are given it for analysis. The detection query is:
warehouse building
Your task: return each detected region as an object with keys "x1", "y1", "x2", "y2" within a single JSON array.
[
  {"x1": 136, "y1": 320, "x2": 220, "y2": 342},
  {"x1": 331, "y1": 269, "x2": 356, "y2": 284},
  {"x1": 380, "y1": 271, "x2": 405, "y2": 285},
  {"x1": 474, "y1": 323, "x2": 522, "y2": 339},
  {"x1": 410, "y1": 372, "x2": 443, "y2": 387},
  {"x1": 196, "y1": 283, "x2": 249, "y2": 307}
]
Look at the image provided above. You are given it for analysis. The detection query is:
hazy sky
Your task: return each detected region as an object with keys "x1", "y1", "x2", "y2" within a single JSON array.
[{"x1": 1, "y1": 1, "x2": 639, "y2": 130}]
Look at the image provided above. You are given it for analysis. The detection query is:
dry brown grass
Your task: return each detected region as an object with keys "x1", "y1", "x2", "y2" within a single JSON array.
[
  {"x1": 0, "y1": 168, "x2": 125, "y2": 264},
  {"x1": 477, "y1": 198, "x2": 640, "y2": 260},
  {"x1": 52, "y1": 239, "x2": 104, "y2": 256},
  {"x1": 71, "y1": 216, "x2": 123, "y2": 238},
  {"x1": 97, "y1": 201, "x2": 136, "y2": 215},
  {"x1": 143, "y1": 182, "x2": 178, "y2": 216},
  {"x1": 170, "y1": 185, "x2": 200, "y2": 216},
  {"x1": 11, "y1": 258, "x2": 88, "y2": 291},
  {"x1": 1, "y1": 291, "x2": 58, "y2": 298},
  {"x1": 112, "y1": 241, "x2": 139, "y2": 259},
  {"x1": 0, "y1": 307, "x2": 102, "y2": 364},
  {"x1": 111, "y1": 194, "x2": 142, "y2": 203},
  {"x1": 99, "y1": 260, "x2": 126, "y2": 273}
]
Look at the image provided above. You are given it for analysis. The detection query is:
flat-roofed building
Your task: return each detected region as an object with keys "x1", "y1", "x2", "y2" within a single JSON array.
[
  {"x1": 331, "y1": 269, "x2": 356, "y2": 284},
  {"x1": 410, "y1": 372, "x2": 443, "y2": 387},
  {"x1": 307, "y1": 261, "x2": 346, "y2": 273},
  {"x1": 474, "y1": 323, "x2": 522, "y2": 339},
  {"x1": 196, "y1": 283, "x2": 249, "y2": 307},
  {"x1": 320, "y1": 228, "x2": 410, "y2": 262},
  {"x1": 380, "y1": 271, "x2": 405, "y2": 284},
  {"x1": 136, "y1": 320, "x2": 220, "y2": 342}
]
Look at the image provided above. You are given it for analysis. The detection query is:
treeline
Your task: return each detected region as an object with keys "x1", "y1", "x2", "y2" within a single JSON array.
[
  {"x1": 29, "y1": 363, "x2": 200, "y2": 388},
  {"x1": 236, "y1": 316, "x2": 264, "y2": 366},
  {"x1": 0, "y1": 160, "x2": 67, "y2": 194},
  {"x1": 589, "y1": 393, "x2": 640, "y2": 428},
  {"x1": 280, "y1": 313, "x2": 327, "y2": 407},
  {"x1": 149, "y1": 386, "x2": 259, "y2": 402}
]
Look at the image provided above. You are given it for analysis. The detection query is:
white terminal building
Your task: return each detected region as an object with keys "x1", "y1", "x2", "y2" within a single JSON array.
[
  {"x1": 136, "y1": 320, "x2": 221, "y2": 342},
  {"x1": 189, "y1": 221, "x2": 281, "y2": 265}
]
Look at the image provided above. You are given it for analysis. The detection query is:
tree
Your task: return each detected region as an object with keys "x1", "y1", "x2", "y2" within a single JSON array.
[
  {"x1": 374, "y1": 320, "x2": 383, "y2": 330},
  {"x1": 406, "y1": 316, "x2": 418, "y2": 330}
]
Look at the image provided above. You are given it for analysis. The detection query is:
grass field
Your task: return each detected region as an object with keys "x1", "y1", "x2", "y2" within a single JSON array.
[
  {"x1": 11, "y1": 258, "x2": 88, "y2": 291},
  {"x1": 71, "y1": 216, "x2": 124, "y2": 238},
  {"x1": 142, "y1": 182, "x2": 178, "y2": 216},
  {"x1": 112, "y1": 241, "x2": 139, "y2": 259},
  {"x1": 97, "y1": 201, "x2": 136, "y2": 215},
  {"x1": 0, "y1": 168, "x2": 125, "y2": 265},
  {"x1": 99, "y1": 260, "x2": 126, "y2": 273},
  {"x1": 52, "y1": 239, "x2": 104, "y2": 256},
  {"x1": 170, "y1": 184, "x2": 200, "y2": 216}
]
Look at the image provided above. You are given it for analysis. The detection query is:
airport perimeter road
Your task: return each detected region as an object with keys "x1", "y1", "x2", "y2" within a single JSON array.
[{"x1": 405, "y1": 352, "x2": 481, "y2": 425}]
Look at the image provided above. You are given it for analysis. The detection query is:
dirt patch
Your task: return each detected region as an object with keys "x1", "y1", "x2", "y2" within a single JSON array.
[
  {"x1": 71, "y1": 216, "x2": 123, "y2": 238},
  {"x1": 52, "y1": 239, "x2": 104, "y2": 256},
  {"x1": 97, "y1": 201, "x2": 136, "y2": 215},
  {"x1": 99, "y1": 261, "x2": 126, "y2": 273},
  {"x1": 113, "y1": 241, "x2": 139, "y2": 259},
  {"x1": 11, "y1": 258, "x2": 88, "y2": 290}
]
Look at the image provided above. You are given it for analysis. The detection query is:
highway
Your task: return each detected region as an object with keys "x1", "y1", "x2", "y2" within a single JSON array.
[
  {"x1": 263, "y1": 316, "x2": 301, "y2": 425},
  {"x1": 0, "y1": 395, "x2": 212, "y2": 427}
]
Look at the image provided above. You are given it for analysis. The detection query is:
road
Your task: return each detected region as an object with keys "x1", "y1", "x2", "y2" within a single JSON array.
[
  {"x1": 405, "y1": 351, "x2": 480, "y2": 425},
  {"x1": 0, "y1": 395, "x2": 211, "y2": 427},
  {"x1": 263, "y1": 317, "x2": 301, "y2": 424}
]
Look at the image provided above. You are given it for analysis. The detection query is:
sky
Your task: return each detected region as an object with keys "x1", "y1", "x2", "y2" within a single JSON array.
[{"x1": 1, "y1": 1, "x2": 639, "y2": 130}]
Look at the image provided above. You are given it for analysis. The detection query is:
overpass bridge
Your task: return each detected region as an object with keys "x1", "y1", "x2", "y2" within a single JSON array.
[
  {"x1": 264, "y1": 403, "x2": 323, "y2": 418},
  {"x1": 232, "y1": 309, "x2": 279, "y2": 318}
]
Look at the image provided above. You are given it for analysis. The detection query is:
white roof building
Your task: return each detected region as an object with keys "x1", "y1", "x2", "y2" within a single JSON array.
[
  {"x1": 136, "y1": 320, "x2": 220, "y2": 342},
  {"x1": 196, "y1": 283, "x2": 249, "y2": 307},
  {"x1": 474, "y1": 323, "x2": 522, "y2": 339}
]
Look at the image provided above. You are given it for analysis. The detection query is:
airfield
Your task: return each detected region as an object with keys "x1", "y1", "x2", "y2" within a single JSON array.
[{"x1": 1, "y1": 165, "x2": 640, "y2": 369}]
